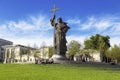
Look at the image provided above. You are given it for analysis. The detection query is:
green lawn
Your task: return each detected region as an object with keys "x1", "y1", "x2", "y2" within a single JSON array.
[{"x1": 0, "y1": 63, "x2": 120, "y2": 80}]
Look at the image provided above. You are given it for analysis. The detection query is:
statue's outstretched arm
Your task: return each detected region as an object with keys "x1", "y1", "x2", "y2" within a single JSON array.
[{"x1": 50, "y1": 14, "x2": 56, "y2": 26}]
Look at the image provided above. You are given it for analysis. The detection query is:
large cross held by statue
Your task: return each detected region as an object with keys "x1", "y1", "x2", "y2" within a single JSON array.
[{"x1": 50, "y1": 4, "x2": 60, "y2": 15}]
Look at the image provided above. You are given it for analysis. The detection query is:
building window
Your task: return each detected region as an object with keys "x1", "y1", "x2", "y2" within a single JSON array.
[
  {"x1": 1, "y1": 48, "x2": 4, "y2": 51},
  {"x1": 30, "y1": 58, "x2": 32, "y2": 61},
  {"x1": 1, "y1": 52, "x2": 3, "y2": 58},
  {"x1": 23, "y1": 58, "x2": 27, "y2": 62}
]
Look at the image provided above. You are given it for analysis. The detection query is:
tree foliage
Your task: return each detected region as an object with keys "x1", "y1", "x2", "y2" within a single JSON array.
[
  {"x1": 67, "y1": 40, "x2": 81, "y2": 56},
  {"x1": 84, "y1": 34, "x2": 110, "y2": 62},
  {"x1": 84, "y1": 34, "x2": 110, "y2": 51},
  {"x1": 19, "y1": 48, "x2": 23, "y2": 62},
  {"x1": 48, "y1": 46, "x2": 54, "y2": 57},
  {"x1": 106, "y1": 44, "x2": 120, "y2": 63},
  {"x1": 34, "y1": 50, "x2": 40, "y2": 58},
  {"x1": 27, "y1": 48, "x2": 31, "y2": 61}
]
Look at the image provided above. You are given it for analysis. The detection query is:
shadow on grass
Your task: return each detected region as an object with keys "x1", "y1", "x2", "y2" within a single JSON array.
[{"x1": 52, "y1": 61, "x2": 120, "y2": 72}]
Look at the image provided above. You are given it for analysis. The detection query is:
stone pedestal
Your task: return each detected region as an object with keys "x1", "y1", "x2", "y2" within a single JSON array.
[{"x1": 51, "y1": 54, "x2": 67, "y2": 64}]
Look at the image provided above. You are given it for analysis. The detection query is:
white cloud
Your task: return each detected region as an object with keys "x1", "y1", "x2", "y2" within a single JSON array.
[
  {"x1": 81, "y1": 16, "x2": 120, "y2": 33},
  {"x1": 6, "y1": 15, "x2": 51, "y2": 31},
  {"x1": 67, "y1": 18, "x2": 81, "y2": 25},
  {"x1": 1, "y1": 14, "x2": 120, "y2": 47},
  {"x1": 8, "y1": 37, "x2": 53, "y2": 48},
  {"x1": 67, "y1": 15, "x2": 120, "y2": 46},
  {"x1": 81, "y1": 16, "x2": 112, "y2": 31},
  {"x1": 94, "y1": 20, "x2": 110, "y2": 31},
  {"x1": 110, "y1": 37, "x2": 120, "y2": 47},
  {"x1": 0, "y1": 14, "x2": 53, "y2": 47},
  {"x1": 81, "y1": 16, "x2": 96, "y2": 30},
  {"x1": 67, "y1": 35, "x2": 87, "y2": 45}
]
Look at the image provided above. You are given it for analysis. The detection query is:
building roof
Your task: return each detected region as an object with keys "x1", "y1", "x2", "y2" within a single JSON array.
[
  {"x1": 2, "y1": 44, "x2": 37, "y2": 50},
  {"x1": 0, "y1": 38, "x2": 13, "y2": 44}
]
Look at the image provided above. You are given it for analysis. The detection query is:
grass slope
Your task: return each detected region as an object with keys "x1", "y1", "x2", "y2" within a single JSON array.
[{"x1": 0, "y1": 64, "x2": 120, "y2": 80}]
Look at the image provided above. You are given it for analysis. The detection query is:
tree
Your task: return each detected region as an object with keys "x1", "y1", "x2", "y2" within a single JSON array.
[
  {"x1": 6, "y1": 49, "x2": 10, "y2": 63},
  {"x1": 11, "y1": 48, "x2": 15, "y2": 63},
  {"x1": 84, "y1": 34, "x2": 110, "y2": 62},
  {"x1": 19, "y1": 48, "x2": 23, "y2": 62},
  {"x1": 67, "y1": 40, "x2": 81, "y2": 56},
  {"x1": 33, "y1": 43, "x2": 38, "y2": 49},
  {"x1": 40, "y1": 41, "x2": 46, "y2": 48},
  {"x1": 34, "y1": 50, "x2": 40, "y2": 59},
  {"x1": 106, "y1": 44, "x2": 120, "y2": 63},
  {"x1": 27, "y1": 48, "x2": 31, "y2": 61},
  {"x1": 84, "y1": 39, "x2": 93, "y2": 50},
  {"x1": 40, "y1": 41, "x2": 47, "y2": 59},
  {"x1": 27, "y1": 44, "x2": 31, "y2": 61},
  {"x1": 48, "y1": 46, "x2": 54, "y2": 57}
]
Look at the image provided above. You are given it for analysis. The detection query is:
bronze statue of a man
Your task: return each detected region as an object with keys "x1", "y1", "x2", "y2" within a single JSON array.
[{"x1": 50, "y1": 14, "x2": 70, "y2": 56}]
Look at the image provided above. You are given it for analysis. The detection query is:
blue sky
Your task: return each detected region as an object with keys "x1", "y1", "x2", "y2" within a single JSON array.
[{"x1": 0, "y1": 0, "x2": 120, "y2": 47}]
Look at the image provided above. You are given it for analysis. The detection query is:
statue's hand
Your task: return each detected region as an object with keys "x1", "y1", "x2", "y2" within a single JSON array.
[{"x1": 53, "y1": 14, "x2": 56, "y2": 20}]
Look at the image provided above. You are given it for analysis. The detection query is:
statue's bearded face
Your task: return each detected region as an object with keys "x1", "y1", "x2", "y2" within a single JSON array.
[{"x1": 57, "y1": 18, "x2": 62, "y2": 23}]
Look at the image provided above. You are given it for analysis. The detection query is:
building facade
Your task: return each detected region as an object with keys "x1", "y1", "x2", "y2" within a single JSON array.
[
  {"x1": 2, "y1": 45, "x2": 36, "y2": 63},
  {"x1": 89, "y1": 50, "x2": 101, "y2": 62},
  {"x1": 2, "y1": 45, "x2": 50, "y2": 64},
  {"x1": 0, "y1": 38, "x2": 13, "y2": 62},
  {"x1": 73, "y1": 50, "x2": 101, "y2": 62}
]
